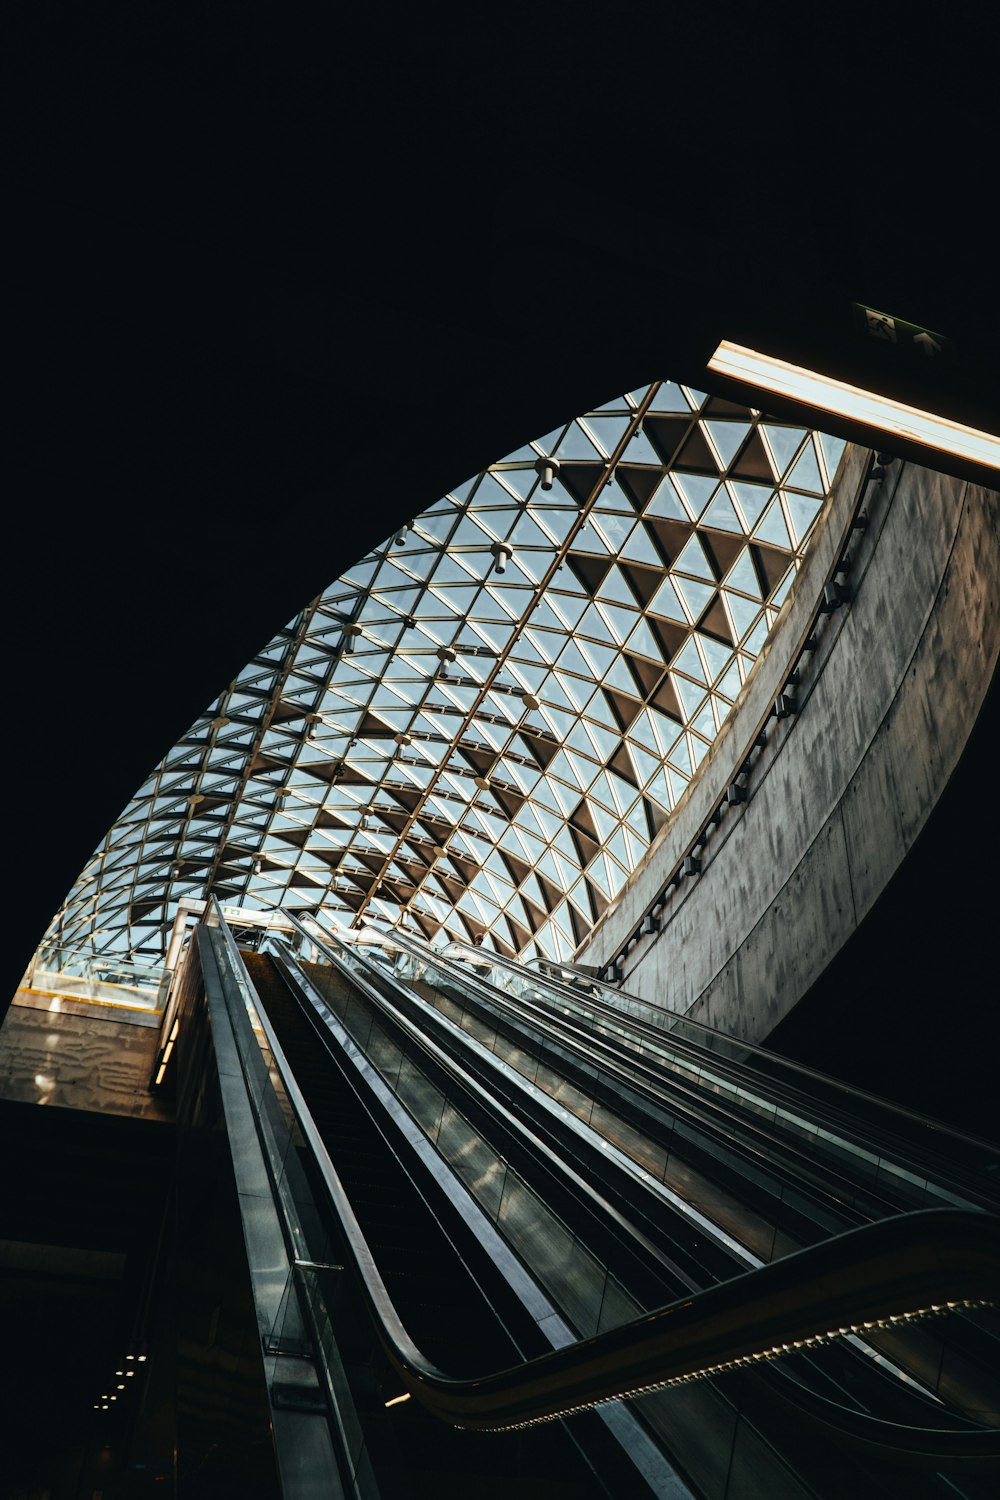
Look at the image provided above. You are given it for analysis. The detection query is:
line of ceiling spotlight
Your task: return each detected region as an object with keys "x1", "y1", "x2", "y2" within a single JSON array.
[{"x1": 92, "y1": 1349, "x2": 148, "y2": 1413}]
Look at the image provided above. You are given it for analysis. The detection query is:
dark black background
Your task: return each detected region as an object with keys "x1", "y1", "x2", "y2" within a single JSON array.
[
  {"x1": 4, "y1": 3, "x2": 997, "y2": 1057},
  {"x1": 2, "y1": 8, "x2": 999, "y2": 1484}
]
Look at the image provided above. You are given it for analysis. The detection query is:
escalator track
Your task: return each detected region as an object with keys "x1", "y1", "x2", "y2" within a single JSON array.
[
  {"x1": 230, "y1": 936, "x2": 1000, "y2": 1488},
  {"x1": 241, "y1": 948, "x2": 627, "y2": 1500}
]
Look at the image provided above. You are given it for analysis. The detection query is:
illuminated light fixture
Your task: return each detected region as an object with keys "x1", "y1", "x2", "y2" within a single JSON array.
[
  {"x1": 707, "y1": 341, "x2": 1000, "y2": 473},
  {"x1": 138, "y1": 1354, "x2": 147, "y2": 1363},
  {"x1": 125, "y1": 1370, "x2": 135, "y2": 1378},
  {"x1": 384, "y1": 1392, "x2": 411, "y2": 1408},
  {"x1": 155, "y1": 1063, "x2": 168, "y2": 1085}
]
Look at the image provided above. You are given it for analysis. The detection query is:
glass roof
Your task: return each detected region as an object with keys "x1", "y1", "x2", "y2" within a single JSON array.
[{"x1": 45, "y1": 381, "x2": 846, "y2": 965}]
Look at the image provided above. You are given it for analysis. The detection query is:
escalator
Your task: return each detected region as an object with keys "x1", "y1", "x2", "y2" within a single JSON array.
[
  {"x1": 273, "y1": 918, "x2": 1000, "y2": 1496},
  {"x1": 238, "y1": 947, "x2": 685, "y2": 1500},
  {"x1": 188, "y1": 902, "x2": 1000, "y2": 1500},
  {"x1": 369, "y1": 932, "x2": 1000, "y2": 1462}
]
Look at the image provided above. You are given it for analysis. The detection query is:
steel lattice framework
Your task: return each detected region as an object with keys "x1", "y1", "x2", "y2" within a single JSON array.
[{"x1": 47, "y1": 380, "x2": 845, "y2": 965}]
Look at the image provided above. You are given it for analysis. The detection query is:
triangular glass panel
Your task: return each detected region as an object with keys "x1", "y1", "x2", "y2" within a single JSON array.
[
  {"x1": 624, "y1": 616, "x2": 662, "y2": 661},
  {"x1": 692, "y1": 700, "x2": 718, "y2": 741},
  {"x1": 671, "y1": 472, "x2": 718, "y2": 517},
  {"x1": 786, "y1": 491, "x2": 823, "y2": 546},
  {"x1": 786, "y1": 440, "x2": 824, "y2": 495},
  {"x1": 671, "y1": 675, "x2": 706, "y2": 722},
  {"x1": 620, "y1": 427, "x2": 663, "y2": 465},
  {"x1": 705, "y1": 421, "x2": 752, "y2": 468},
  {"x1": 582, "y1": 414, "x2": 631, "y2": 454},
  {"x1": 701, "y1": 488, "x2": 745, "y2": 534},
  {"x1": 724, "y1": 591, "x2": 762, "y2": 642},
  {"x1": 644, "y1": 474, "x2": 690, "y2": 521},
  {"x1": 723, "y1": 546, "x2": 761, "y2": 598},
  {"x1": 596, "y1": 564, "x2": 641, "y2": 610},
  {"x1": 531, "y1": 507, "x2": 579, "y2": 546},
  {"x1": 649, "y1": 381, "x2": 696, "y2": 413},
  {"x1": 649, "y1": 575, "x2": 688, "y2": 622},
  {"x1": 761, "y1": 424, "x2": 808, "y2": 478},
  {"x1": 673, "y1": 575, "x2": 715, "y2": 620},
  {"x1": 576, "y1": 636, "x2": 619, "y2": 678},
  {"x1": 553, "y1": 422, "x2": 603, "y2": 460},
  {"x1": 510, "y1": 511, "x2": 556, "y2": 550},
  {"x1": 620, "y1": 522, "x2": 663, "y2": 566},
  {"x1": 671, "y1": 637, "x2": 707, "y2": 685},
  {"x1": 753, "y1": 499, "x2": 791, "y2": 550},
  {"x1": 717, "y1": 660, "x2": 742, "y2": 701},
  {"x1": 674, "y1": 533, "x2": 715, "y2": 583},
  {"x1": 595, "y1": 600, "x2": 639, "y2": 645},
  {"x1": 818, "y1": 431, "x2": 848, "y2": 486}
]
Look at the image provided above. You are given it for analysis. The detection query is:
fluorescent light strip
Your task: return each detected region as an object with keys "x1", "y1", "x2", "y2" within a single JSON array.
[{"x1": 708, "y1": 341, "x2": 1000, "y2": 473}]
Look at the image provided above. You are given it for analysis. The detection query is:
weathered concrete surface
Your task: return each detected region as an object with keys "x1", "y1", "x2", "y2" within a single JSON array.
[
  {"x1": 575, "y1": 456, "x2": 1000, "y2": 1044},
  {"x1": 0, "y1": 997, "x2": 171, "y2": 1120}
]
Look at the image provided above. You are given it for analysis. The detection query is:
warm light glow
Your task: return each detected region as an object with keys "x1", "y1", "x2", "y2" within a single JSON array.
[
  {"x1": 708, "y1": 341, "x2": 1000, "y2": 472},
  {"x1": 155, "y1": 1063, "x2": 167, "y2": 1085},
  {"x1": 384, "y1": 1392, "x2": 411, "y2": 1408},
  {"x1": 138, "y1": 1354, "x2": 147, "y2": 1363}
]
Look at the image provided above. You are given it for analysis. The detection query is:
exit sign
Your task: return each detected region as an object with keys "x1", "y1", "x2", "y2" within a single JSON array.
[{"x1": 852, "y1": 303, "x2": 955, "y2": 361}]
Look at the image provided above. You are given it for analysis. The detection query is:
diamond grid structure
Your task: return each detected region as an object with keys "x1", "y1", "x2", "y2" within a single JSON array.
[{"x1": 46, "y1": 381, "x2": 846, "y2": 965}]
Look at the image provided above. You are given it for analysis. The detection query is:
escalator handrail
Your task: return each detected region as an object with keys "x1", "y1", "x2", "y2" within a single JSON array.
[
  {"x1": 761, "y1": 1361, "x2": 1000, "y2": 1469},
  {"x1": 284, "y1": 922, "x2": 1000, "y2": 1445},
  {"x1": 441, "y1": 936, "x2": 1000, "y2": 1159},
  {"x1": 366, "y1": 924, "x2": 1000, "y2": 1212},
  {"x1": 215, "y1": 911, "x2": 1000, "y2": 1437}
]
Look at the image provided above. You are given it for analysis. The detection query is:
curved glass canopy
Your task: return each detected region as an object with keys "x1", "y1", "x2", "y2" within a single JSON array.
[{"x1": 46, "y1": 380, "x2": 845, "y2": 966}]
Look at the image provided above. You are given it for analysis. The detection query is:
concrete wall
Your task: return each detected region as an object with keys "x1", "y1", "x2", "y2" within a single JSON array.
[
  {"x1": 575, "y1": 452, "x2": 1000, "y2": 1043},
  {"x1": 0, "y1": 993, "x2": 171, "y2": 1120}
]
